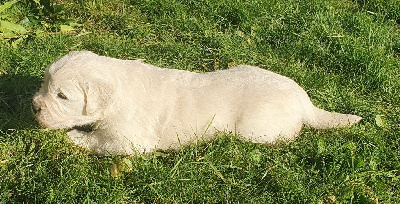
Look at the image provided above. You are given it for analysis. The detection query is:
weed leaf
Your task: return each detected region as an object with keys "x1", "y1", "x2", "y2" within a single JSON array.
[
  {"x1": 116, "y1": 157, "x2": 133, "y2": 172},
  {"x1": 0, "y1": 0, "x2": 19, "y2": 14},
  {"x1": 110, "y1": 164, "x2": 121, "y2": 180},
  {"x1": 0, "y1": 20, "x2": 26, "y2": 34},
  {"x1": 375, "y1": 115, "x2": 386, "y2": 128},
  {"x1": 60, "y1": 24, "x2": 74, "y2": 33}
]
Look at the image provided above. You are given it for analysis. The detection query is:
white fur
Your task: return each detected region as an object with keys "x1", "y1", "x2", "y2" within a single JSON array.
[{"x1": 33, "y1": 51, "x2": 362, "y2": 155}]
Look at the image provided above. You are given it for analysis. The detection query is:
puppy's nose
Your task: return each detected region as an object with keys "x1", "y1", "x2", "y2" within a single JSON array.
[{"x1": 32, "y1": 103, "x2": 41, "y2": 114}]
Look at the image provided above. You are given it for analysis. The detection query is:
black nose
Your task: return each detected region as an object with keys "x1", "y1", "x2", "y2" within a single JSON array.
[{"x1": 32, "y1": 104, "x2": 41, "y2": 114}]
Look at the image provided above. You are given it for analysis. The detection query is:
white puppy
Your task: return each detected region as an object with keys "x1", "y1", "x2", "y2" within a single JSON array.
[{"x1": 33, "y1": 51, "x2": 362, "y2": 155}]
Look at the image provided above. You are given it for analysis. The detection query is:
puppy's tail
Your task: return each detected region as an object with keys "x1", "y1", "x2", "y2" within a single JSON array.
[{"x1": 304, "y1": 106, "x2": 362, "y2": 129}]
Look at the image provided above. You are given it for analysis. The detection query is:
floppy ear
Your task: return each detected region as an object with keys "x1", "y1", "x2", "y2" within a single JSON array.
[{"x1": 83, "y1": 78, "x2": 116, "y2": 116}]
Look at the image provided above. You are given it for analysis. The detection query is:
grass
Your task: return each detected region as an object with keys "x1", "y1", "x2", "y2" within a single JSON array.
[{"x1": 1, "y1": 0, "x2": 399, "y2": 203}]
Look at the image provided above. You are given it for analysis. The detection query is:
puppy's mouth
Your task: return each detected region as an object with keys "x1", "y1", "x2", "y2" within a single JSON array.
[{"x1": 70, "y1": 124, "x2": 95, "y2": 133}]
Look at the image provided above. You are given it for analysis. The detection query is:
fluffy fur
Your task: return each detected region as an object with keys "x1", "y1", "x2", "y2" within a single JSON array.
[{"x1": 32, "y1": 51, "x2": 362, "y2": 155}]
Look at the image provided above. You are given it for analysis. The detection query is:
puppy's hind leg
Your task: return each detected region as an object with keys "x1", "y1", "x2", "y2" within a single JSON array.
[{"x1": 236, "y1": 108, "x2": 304, "y2": 144}]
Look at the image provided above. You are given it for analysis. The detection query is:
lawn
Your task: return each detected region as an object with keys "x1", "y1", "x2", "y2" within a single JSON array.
[{"x1": 1, "y1": 0, "x2": 399, "y2": 203}]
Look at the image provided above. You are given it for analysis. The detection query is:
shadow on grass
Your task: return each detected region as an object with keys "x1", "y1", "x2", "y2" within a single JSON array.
[{"x1": 0, "y1": 74, "x2": 41, "y2": 131}]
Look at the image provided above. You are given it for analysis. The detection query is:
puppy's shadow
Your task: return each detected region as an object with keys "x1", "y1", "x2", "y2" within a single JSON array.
[{"x1": 0, "y1": 74, "x2": 41, "y2": 131}]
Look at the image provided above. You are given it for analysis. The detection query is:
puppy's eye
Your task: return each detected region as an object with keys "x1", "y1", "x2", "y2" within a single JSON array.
[{"x1": 57, "y1": 92, "x2": 68, "y2": 100}]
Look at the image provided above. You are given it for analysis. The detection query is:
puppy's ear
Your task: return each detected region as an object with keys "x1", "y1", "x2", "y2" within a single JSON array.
[{"x1": 83, "y1": 79, "x2": 116, "y2": 117}]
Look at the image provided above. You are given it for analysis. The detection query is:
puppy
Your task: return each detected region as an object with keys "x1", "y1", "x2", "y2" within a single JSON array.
[{"x1": 33, "y1": 51, "x2": 362, "y2": 155}]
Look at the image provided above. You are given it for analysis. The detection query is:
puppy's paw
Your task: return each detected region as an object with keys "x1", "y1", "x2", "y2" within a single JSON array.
[{"x1": 67, "y1": 129, "x2": 88, "y2": 145}]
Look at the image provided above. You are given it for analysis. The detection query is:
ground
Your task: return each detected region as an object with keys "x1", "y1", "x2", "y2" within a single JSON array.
[{"x1": 0, "y1": 0, "x2": 399, "y2": 203}]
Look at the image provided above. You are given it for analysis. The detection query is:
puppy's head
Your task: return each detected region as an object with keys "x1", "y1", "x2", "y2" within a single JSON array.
[{"x1": 33, "y1": 51, "x2": 116, "y2": 129}]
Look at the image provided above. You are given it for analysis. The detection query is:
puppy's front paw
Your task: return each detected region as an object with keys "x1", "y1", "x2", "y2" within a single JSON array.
[{"x1": 67, "y1": 129, "x2": 88, "y2": 145}]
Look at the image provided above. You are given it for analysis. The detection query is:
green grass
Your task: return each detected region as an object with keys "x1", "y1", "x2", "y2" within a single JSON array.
[{"x1": 1, "y1": 0, "x2": 400, "y2": 203}]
